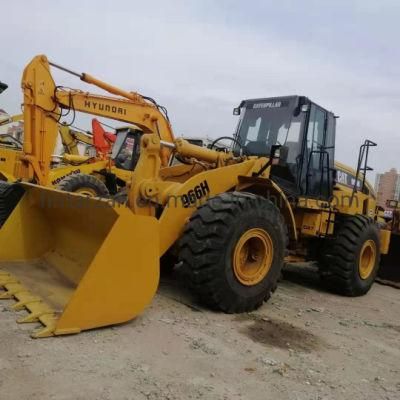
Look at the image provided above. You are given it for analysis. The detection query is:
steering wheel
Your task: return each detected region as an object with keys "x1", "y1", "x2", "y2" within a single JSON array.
[{"x1": 209, "y1": 136, "x2": 245, "y2": 154}]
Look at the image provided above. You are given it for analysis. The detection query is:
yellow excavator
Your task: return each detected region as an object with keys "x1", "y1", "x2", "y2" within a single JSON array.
[
  {"x1": 0, "y1": 55, "x2": 396, "y2": 338},
  {"x1": 0, "y1": 56, "x2": 174, "y2": 226}
]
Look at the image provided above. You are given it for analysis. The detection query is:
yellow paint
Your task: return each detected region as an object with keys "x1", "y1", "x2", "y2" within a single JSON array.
[
  {"x1": 1, "y1": 54, "x2": 394, "y2": 338},
  {"x1": 2, "y1": 54, "x2": 176, "y2": 189},
  {"x1": 301, "y1": 212, "x2": 322, "y2": 237},
  {"x1": 380, "y1": 229, "x2": 391, "y2": 255},
  {"x1": 358, "y1": 240, "x2": 376, "y2": 280},
  {"x1": 0, "y1": 183, "x2": 159, "y2": 337},
  {"x1": 233, "y1": 228, "x2": 273, "y2": 286}
]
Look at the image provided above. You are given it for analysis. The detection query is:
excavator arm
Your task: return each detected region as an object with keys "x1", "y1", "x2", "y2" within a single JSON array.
[
  {"x1": 21, "y1": 55, "x2": 174, "y2": 184},
  {"x1": 58, "y1": 124, "x2": 93, "y2": 155},
  {"x1": 59, "y1": 120, "x2": 115, "y2": 159},
  {"x1": 54, "y1": 90, "x2": 172, "y2": 164}
]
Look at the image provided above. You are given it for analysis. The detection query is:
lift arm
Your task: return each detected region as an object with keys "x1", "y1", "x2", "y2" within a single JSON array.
[{"x1": 20, "y1": 54, "x2": 175, "y2": 184}]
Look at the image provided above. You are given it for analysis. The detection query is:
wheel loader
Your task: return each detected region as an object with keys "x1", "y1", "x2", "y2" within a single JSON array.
[{"x1": 0, "y1": 55, "x2": 396, "y2": 339}]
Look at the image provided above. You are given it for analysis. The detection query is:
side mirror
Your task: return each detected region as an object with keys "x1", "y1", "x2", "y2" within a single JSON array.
[{"x1": 233, "y1": 107, "x2": 240, "y2": 116}]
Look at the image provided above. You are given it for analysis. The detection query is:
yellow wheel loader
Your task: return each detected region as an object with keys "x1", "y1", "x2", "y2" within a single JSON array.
[{"x1": 0, "y1": 56, "x2": 396, "y2": 339}]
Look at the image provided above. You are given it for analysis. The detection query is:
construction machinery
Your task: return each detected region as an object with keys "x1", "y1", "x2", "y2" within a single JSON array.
[
  {"x1": 378, "y1": 199, "x2": 400, "y2": 286},
  {"x1": 0, "y1": 55, "x2": 396, "y2": 338},
  {"x1": 0, "y1": 56, "x2": 173, "y2": 203},
  {"x1": 0, "y1": 116, "x2": 119, "y2": 224},
  {"x1": 0, "y1": 113, "x2": 114, "y2": 157},
  {"x1": 0, "y1": 114, "x2": 142, "y2": 189},
  {"x1": 57, "y1": 119, "x2": 116, "y2": 158},
  {"x1": 0, "y1": 116, "x2": 110, "y2": 176}
]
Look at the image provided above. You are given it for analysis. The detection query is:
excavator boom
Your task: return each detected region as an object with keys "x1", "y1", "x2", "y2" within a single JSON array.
[{"x1": 20, "y1": 54, "x2": 174, "y2": 186}]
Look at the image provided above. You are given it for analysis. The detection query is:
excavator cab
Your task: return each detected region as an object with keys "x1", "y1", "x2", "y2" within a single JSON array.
[
  {"x1": 233, "y1": 96, "x2": 336, "y2": 200},
  {"x1": 112, "y1": 126, "x2": 142, "y2": 171}
]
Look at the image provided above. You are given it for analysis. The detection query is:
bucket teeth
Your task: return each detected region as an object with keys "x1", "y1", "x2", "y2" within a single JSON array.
[
  {"x1": 32, "y1": 315, "x2": 58, "y2": 339},
  {"x1": 12, "y1": 296, "x2": 42, "y2": 311},
  {"x1": 17, "y1": 308, "x2": 54, "y2": 324},
  {"x1": 0, "y1": 269, "x2": 57, "y2": 338},
  {"x1": 0, "y1": 283, "x2": 29, "y2": 299}
]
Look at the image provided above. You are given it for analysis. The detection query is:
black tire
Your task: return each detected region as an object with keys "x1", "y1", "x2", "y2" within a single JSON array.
[
  {"x1": 0, "y1": 182, "x2": 25, "y2": 227},
  {"x1": 319, "y1": 215, "x2": 380, "y2": 296},
  {"x1": 57, "y1": 173, "x2": 109, "y2": 197},
  {"x1": 178, "y1": 192, "x2": 287, "y2": 313},
  {"x1": 160, "y1": 250, "x2": 178, "y2": 276}
]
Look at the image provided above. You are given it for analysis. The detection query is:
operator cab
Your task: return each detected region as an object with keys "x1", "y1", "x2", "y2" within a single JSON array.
[
  {"x1": 233, "y1": 96, "x2": 336, "y2": 200},
  {"x1": 112, "y1": 126, "x2": 142, "y2": 171}
]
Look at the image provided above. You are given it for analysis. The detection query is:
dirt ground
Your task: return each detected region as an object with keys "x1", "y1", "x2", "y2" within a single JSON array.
[{"x1": 0, "y1": 263, "x2": 399, "y2": 400}]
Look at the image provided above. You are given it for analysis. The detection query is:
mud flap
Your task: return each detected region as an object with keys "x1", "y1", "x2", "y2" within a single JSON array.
[
  {"x1": 378, "y1": 233, "x2": 400, "y2": 286},
  {"x1": 0, "y1": 183, "x2": 160, "y2": 337}
]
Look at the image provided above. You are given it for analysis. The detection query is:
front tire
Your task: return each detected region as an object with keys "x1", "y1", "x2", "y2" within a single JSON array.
[
  {"x1": 178, "y1": 192, "x2": 287, "y2": 313},
  {"x1": 57, "y1": 173, "x2": 109, "y2": 197},
  {"x1": 319, "y1": 215, "x2": 380, "y2": 296}
]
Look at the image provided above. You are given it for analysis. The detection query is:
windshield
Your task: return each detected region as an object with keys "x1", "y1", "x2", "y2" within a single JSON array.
[
  {"x1": 235, "y1": 98, "x2": 303, "y2": 160},
  {"x1": 111, "y1": 129, "x2": 129, "y2": 160},
  {"x1": 113, "y1": 130, "x2": 139, "y2": 170}
]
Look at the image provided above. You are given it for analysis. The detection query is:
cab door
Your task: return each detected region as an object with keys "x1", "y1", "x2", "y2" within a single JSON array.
[{"x1": 301, "y1": 104, "x2": 334, "y2": 200}]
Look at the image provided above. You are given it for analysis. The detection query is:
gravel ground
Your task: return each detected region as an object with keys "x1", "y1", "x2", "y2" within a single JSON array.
[{"x1": 0, "y1": 263, "x2": 399, "y2": 400}]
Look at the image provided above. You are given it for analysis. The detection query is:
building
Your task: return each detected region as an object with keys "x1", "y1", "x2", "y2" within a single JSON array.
[{"x1": 374, "y1": 168, "x2": 400, "y2": 209}]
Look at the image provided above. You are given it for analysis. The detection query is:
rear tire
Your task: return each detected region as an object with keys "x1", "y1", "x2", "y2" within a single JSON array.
[
  {"x1": 178, "y1": 192, "x2": 287, "y2": 313},
  {"x1": 57, "y1": 173, "x2": 109, "y2": 197},
  {"x1": 319, "y1": 215, "x2": 380, "y2": 296},
  {"x1": 0, "y1": 182, "x2": 25, "y2": 227}
]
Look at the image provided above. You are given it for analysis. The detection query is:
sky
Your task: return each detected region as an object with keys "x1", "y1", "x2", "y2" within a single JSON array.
[{"x1": 1, "y1": 0, "x2": 400, "y2": 181}]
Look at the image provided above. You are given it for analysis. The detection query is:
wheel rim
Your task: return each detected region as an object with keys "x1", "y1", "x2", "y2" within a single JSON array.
[
  {"x1": 74, "y1": 187, "x2": 98, "y2": 197},
  {"x1": 233, "y1": 228, "x2": 274, "y2": 286},
  {"x1": 359, "y1": 239, "x2": 377, "y2": 280}
]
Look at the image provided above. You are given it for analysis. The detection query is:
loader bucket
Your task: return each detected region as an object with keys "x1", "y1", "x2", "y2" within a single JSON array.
[
  {"x1": 378, "y1": 233, "x2": 400, "y2": 286},
  {"x1": 0, "y1": 183, "x2": 160, "y2": 338}
]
